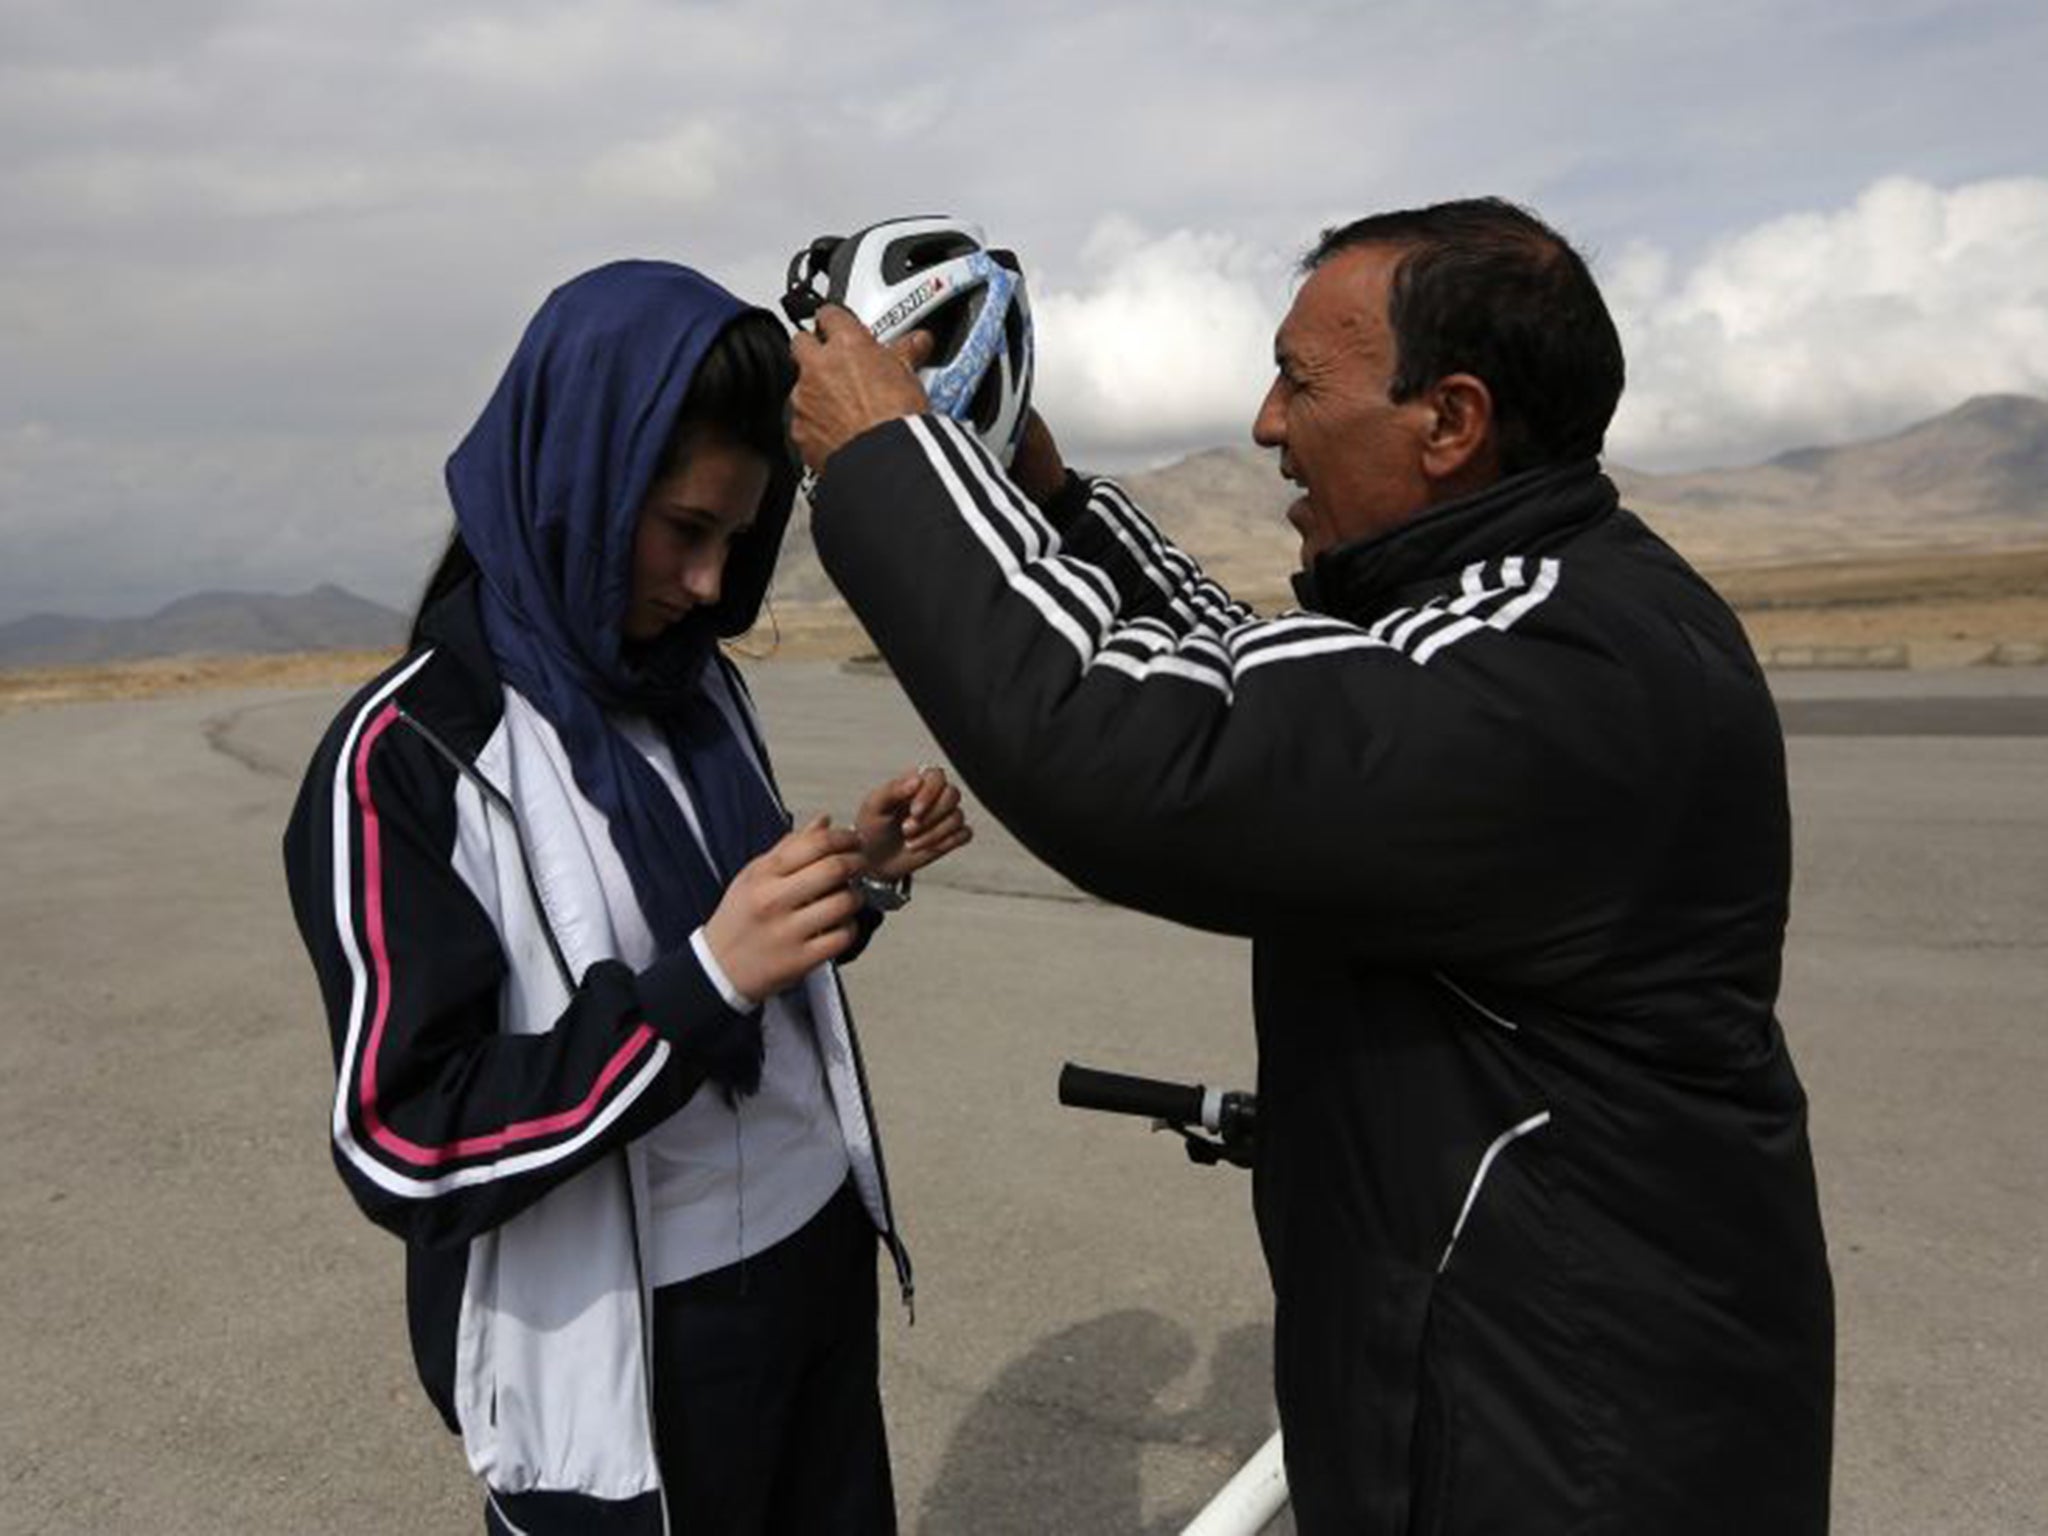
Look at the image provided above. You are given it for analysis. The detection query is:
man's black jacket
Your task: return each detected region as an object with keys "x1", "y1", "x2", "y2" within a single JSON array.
[{"x1": 813, "y1": 414, "x2": 1834, "y2": 1535}]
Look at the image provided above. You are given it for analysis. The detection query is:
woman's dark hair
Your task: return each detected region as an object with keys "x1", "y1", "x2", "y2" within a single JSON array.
[
  {"x1": 1305, "y1": 198, "x2": 1625, "y2": 477},
  {"x1": 409, "y1": 309, "x2": 796, "y2": 647},
  {"x1": 659, "y1": 308, "x2": 796, "y2": 470},
  {"x1": 409, "y1": 531, "x2": 478, "y2": 648}
]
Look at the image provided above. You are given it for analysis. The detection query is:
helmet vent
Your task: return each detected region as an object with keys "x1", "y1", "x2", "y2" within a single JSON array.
[
  {"x1": 882, "y1": 232, "x2": 979, "y2": 284},
  {"x1": 922, "y1": 291, "x2": 981, "y2": 369},
  {"x1": 967, "y1": 359, "x2": 1003, "y2": 432}
]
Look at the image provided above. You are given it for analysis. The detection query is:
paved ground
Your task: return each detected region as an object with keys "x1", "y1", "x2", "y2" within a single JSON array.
[{"x1": 2, "y1": 663, "x2": 2043, "y2": 1534}]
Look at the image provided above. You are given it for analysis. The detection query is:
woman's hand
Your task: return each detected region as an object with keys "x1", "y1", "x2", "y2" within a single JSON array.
[
  {"x1": 855, "y1": 766, "x2": 973, "y2": 883},
  {"x1": 702, "y1": 817, "x2": 867, "y2": 1001}
]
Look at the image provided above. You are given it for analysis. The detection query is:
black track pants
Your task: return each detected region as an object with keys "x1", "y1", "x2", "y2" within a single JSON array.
[{"x1": 652, "y1": 1179, "x2": 896, "y2": 1535}]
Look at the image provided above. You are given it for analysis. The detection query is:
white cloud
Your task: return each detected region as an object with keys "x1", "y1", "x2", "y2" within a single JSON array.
[
  {"x1": 857, "y1": 83, "x2": 952, "y2": 143},
  {"x1": 15, "y1": 148, "x2": 388, "y2": 222},
  {"x1": 1035, "y1": 175, "x2": 2048, "y2": 473},
  {"x1": 1033, "y1": 220, "x2": 1290, "y2": 463},
  {"x1": 414, "y1": 4, "x2": 644, "y2": 94},
  {"x1": 412, "y1": 0, "x2": 783, "y2": 100},
  {"x1": 3, "y1": 0, "x2": 2046, "y2": 618},
  {"x1": 585, "y1": 120, "x2": 733, "y2": 206},
  {"x1": 1607, "y1": 175, "x2": 2048, "y2": 468}
]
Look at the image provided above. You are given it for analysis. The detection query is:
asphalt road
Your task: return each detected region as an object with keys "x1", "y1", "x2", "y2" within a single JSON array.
[{"x1": 2, "y1": 664, "x2": 2043, "y2": 1534}]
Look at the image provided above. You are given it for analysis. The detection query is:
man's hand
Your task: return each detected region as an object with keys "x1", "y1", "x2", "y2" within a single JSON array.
[
  {"x1": 855, "y1": 765, "x2": 972, "y2": 882},
  {"x1": 702, "y1": 816, "x2": 867, "y2": 1000},
  {"x1": 789, "y1": 306, "x2": 933, "y2": 475}
]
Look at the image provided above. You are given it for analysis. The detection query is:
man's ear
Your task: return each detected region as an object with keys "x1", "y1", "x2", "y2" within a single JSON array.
[{"x1": 1419, "y1": 373, "x2": 1498, "y2": 487}]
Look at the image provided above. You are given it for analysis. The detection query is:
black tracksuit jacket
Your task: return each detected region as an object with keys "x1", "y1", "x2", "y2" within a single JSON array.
[{"x1": 812, "y1": 414, "x2": 1834, "y2": 1534}]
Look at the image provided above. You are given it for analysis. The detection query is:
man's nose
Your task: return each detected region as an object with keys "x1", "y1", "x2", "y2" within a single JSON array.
[{"x1": 1252, "y1": 379, "x2": 1286, "y2": 448}]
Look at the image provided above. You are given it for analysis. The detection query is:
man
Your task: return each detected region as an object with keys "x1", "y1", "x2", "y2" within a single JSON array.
[{"x1": 789, "y1": 198, "x2": 1834, "y2": 1534}]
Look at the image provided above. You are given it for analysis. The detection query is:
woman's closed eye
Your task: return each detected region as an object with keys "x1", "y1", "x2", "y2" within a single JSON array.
[{"x1": 659, "y1": 510, "x2": 752, "y2": 548}]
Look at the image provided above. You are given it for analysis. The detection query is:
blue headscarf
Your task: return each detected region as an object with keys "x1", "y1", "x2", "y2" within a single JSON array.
[{"x1": 445, "y1": 261, "x2": 798, "y2": 1093}]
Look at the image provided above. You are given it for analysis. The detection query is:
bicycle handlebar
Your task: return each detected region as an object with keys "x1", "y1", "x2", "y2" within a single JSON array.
[
  {"x1": 1058, "y1": 1062, "x2": 1211, "y2": 1129},
  {"x1": 1056, "y1": 1063, "x2": 1258, "y2": 1174}
]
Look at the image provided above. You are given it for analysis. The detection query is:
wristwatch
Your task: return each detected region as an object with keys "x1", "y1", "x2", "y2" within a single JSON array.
[{"x1": 854, "y1": 872, "x2": 913, "y2": 912}]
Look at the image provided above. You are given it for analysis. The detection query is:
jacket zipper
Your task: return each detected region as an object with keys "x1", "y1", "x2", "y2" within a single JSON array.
[
  {"x1": 831, "y1": 969, "x2": 915, "y2": 1320},
  {"x1": 619, "y1": 1150, "x2": 672, "y2": 1534},
  {"x1": 394, "y1": 705, "x2": 576, "y2": 995}
]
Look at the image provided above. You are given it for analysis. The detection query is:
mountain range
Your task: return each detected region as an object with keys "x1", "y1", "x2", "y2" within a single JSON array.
[
  {"x1": 0, "y1": 583, "x2": 406, "y2": 668},
  {"x1": 1609, "y1": 393, "x2": 2048, "y2": 566},
  {"x1": 767, "y1": 393, "x2": 2048, "y2": 611},
  {"x1": 4, "y1": 395, "x2": 2044, "y2": 668}
]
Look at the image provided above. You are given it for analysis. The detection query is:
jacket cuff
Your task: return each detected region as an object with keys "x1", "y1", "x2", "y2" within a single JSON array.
[
  {"x1": 815, "y1": 412, "x2": 920, "y2": 498},
  {"x1": 638, "y1": 933, "x2": 758, "y2": 1052},
  {"x1": 838, "y1": 905, "x2": 885, "y2": 966},
  {"x1": 689, "y1": 926, "x2": 757, "y2": 1011}
]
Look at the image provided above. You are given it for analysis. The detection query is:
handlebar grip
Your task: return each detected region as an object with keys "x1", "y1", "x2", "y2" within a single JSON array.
[{"x1": 1058, "y1": 1062, "x2": 1205, "y2": 1126}]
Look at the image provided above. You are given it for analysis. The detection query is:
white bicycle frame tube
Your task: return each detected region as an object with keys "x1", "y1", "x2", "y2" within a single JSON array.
[{"x1": 1181, "y1": 1430, "x2": 1287, "y2": 1536}]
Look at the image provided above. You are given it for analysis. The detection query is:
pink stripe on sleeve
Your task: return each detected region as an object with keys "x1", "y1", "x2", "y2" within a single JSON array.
[{"x1": 349, "y1": 703, "x2": 656, "y2": 1170}]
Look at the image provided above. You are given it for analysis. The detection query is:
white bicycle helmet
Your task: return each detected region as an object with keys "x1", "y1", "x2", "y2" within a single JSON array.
[{"x1": 783, "y1": 214, "x2": 1034, "y2": 466}]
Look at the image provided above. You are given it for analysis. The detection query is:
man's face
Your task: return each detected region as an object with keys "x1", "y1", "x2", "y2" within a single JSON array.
[{"x1": 1253, "y1": 244, "x2": 1437, "y2": 566}]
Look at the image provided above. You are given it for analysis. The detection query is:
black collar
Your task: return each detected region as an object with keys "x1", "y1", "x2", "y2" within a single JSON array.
[{"x1": 1292, "y1": 460, "x2": 1618, "y2": 617}]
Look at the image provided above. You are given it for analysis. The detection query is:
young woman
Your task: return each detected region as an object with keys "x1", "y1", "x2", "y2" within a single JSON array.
[{"x1": 283, "y1": 261, "x2": 967, "y2": 1534}]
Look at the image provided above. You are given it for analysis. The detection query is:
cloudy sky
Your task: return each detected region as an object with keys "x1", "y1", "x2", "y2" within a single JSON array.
[{"x1": 3, "y1": 0, "x2": 2046, "y2": 622}]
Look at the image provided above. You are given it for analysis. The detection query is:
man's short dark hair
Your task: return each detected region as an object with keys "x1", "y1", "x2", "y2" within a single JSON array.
[{"x1": 1307, "y1": 198, "x2": 1625, "y2": 476}]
